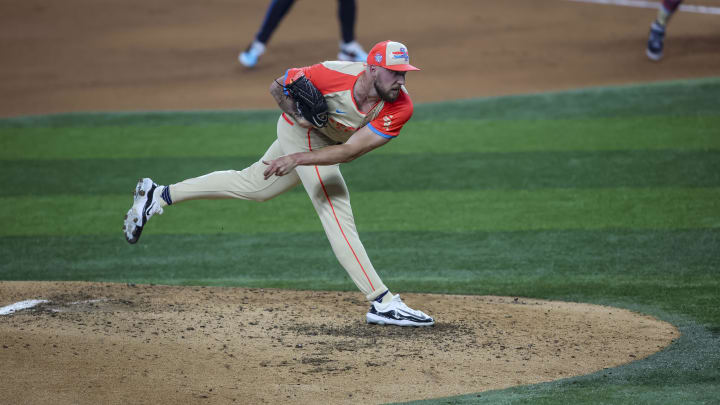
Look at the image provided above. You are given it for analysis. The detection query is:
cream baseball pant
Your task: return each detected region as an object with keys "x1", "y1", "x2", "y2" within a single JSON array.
[{"x1": 167, "y1": 115, "x2": 388, "y2": 301}]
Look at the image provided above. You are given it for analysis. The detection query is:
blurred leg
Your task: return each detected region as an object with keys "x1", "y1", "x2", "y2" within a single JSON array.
[
  {"x1": 658, "y1": 0, "x2": 683, "y2": 26},
  {"x1": 256, "y1": 0, "x2": 296, "y2": 44},
  {"x1": 337, "y1": 0, "x2": 356, "y2": 44}
]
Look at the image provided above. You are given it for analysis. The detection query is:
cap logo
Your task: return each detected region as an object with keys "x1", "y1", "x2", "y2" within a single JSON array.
[
  {"x1": 391, "y1": 48, "x2": 409, "y2": 62},
  {"x1": 374, "y1": 52, "x2": 383, "y2": 63}
]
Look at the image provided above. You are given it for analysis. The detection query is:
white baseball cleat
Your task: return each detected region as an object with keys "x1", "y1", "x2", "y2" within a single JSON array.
[
  {"x1": 338, "y1": 41, "x2": 368, "y2": 62},
  {"x1": 366, "y1": 294, "x2": 435, "y2": 327},
  {"x1": 123, "y1": 178, "x2": 163, "y2": 244}
]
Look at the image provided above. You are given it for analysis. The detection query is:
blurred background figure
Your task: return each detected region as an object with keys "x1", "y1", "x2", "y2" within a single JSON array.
[
  {"x1": 239, "y1": 0, "x2": 367, "y2": 68},
  {"x1": 646, "y1": 0, "x2": 684, "y2": 61}
]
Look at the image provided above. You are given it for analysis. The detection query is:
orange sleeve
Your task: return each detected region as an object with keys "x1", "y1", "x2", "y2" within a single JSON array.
[{"x1": 367, "y1": 91, "x2": 414, "y2": 139}]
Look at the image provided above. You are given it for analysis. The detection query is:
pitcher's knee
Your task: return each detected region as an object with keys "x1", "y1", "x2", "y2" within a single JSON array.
[{"x1": 251, "y1": 192, "x2": 275, "y2": 202}]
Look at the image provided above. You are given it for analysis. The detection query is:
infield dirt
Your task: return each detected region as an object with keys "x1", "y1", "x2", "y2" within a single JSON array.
[
  {"x1": 0, "y1": 0, "x2": 716, "y2": 403},
  {"x1": 1, "y1": 282, "x2": 677, "y2": 404},
  {"x1": 1, "y1": 0, "x2": 719, "y2": 116}
]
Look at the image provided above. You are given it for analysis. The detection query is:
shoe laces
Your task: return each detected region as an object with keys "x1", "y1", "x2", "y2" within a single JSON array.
[
  {"x1": 150, "y1": 204, "x2": 164, "y2": 217},
  {"x1": 147, "y1": 194, "x2": 164, "y2": 218},
  {"x1": 387, "y1": 294, "x2": 425, "y2": 316},
  {"x1": 648, "y1": 34, "x2": 664, "y2": 49}
]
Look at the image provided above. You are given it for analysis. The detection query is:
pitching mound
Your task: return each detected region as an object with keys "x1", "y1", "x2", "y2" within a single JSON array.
[{"x1": 0, "y1": 282, "x2": 676, "y2": 404}]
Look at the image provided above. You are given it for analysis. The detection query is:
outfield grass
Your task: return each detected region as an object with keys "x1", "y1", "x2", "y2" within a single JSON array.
[{"x1": 1, "y1": 77, "x2": 719, "y2": 404}]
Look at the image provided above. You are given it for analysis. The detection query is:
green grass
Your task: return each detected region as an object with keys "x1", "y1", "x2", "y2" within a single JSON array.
[
  {"x1": 2, "y1": 116, "x2": 719, "y2": 160},
  {"x1": 1, "y1": 77, "x2": 719, "y2": 404},
  {"x1": 2, "y1": 150, "x2": 720, "y2": 196},
  {"x1": 1, "y1": 188, "x2": 718, "y2": 236}
]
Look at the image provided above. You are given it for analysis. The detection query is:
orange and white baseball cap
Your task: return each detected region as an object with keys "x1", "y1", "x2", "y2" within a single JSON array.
[{"x1": 366, "y1": 40, "x2": 420, "y2": 71}]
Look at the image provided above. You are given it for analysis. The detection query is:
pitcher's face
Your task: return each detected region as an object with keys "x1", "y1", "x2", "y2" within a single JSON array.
[{"x1": 372, "y1": 66, "x2": 407, "y2": 102}]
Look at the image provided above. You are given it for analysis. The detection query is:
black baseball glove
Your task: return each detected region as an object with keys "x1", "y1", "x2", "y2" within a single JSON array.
[{"x1": 285, "y1": 76, "x2": 328, "y2": 128}]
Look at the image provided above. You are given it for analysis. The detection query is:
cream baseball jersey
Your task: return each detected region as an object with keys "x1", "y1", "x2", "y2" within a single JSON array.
[{"x1": 282, "y1": 61, "x2": 414, "y2": 143}]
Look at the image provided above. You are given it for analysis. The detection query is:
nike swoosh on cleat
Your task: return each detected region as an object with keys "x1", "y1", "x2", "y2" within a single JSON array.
[
  {"x1": 144, "y1": 203, "x2": 155, "y2": 221},
  {"x1": 395, "y1": 309, "x2": 432, "y2": 322},
  {"x1": 373, "y1": 308, "x2": 430, "y2": 323},
  {"x1": 140, "y1": 185, "x2": 156, "y2": 225},
  {"x1": 335, "y1": 109, "x2": 346, "y2": 114}
]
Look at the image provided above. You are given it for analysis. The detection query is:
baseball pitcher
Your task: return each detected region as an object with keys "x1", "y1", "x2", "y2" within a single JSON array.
[{"x1": 123, "y1": 40, "x2": 434, "y2": 327}]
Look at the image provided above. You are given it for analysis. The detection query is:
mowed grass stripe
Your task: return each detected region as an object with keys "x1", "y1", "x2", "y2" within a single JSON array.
[
  {"x1": 1, "y1": 77, "x2": 717, "y2": 129},
  {"x1": 415, "y1": 77, "x2": 720, "y2": 121},
  {"x1": 1, "y1": 188, "x2": 717, "y2": 236},
  {"x1": 2, "y1": 150, "x2": 719, "y2": 196},
  {"x1": 2, "y1": 229, "x2": 717, "y2": 326},
  {"x1": 0, "y1": 123, "x2": 276, "y2": 161},
  {"x1": 2, "y1": 116, "x2": 718, "y2": 161},
  {"x1": 399, "y1": 116, "x2": 720, "y2": 155}
]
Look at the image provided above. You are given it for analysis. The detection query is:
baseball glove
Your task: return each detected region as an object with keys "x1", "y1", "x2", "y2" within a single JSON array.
[{"x1": 285, "y1": 76, "x2": 328, "y2": 127}]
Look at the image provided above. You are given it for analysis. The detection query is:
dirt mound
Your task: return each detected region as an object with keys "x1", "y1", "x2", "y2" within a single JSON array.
[{"x1": 0, "y1": 281, "x2": 677, "y2": 404}]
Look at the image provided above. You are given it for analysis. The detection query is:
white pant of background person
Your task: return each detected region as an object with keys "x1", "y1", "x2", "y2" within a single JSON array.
[{"x1": 168, "y1": 115, "x2": 388, "y2": 301}]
